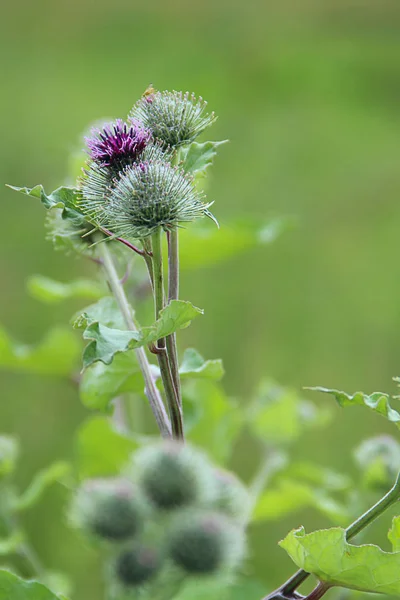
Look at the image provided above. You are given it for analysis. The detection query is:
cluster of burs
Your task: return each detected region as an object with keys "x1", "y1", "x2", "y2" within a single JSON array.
[{"x1": 71, "y1": 442, "x2": 249, "y2": 594}]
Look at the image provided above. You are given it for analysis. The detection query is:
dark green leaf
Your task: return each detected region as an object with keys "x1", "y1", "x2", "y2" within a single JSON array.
[
  {"x1": 75, "y1": 416, "x2": 139, "y2": 479},
  {"x1": 27, "y1": 275, "x2": 103, "y2": 304},
  {"x1": 0, "y1": 570, "x2": 66, "y2": 600},
  {"x1": 0, "y1": 326, "x2": 80, "y2": 376},
  {"x1": 280, "y1": 522, "x2": 400, "y2": 595},
  {"x1": 180, "y1": 348, "x2": 224, "y2": 381}
]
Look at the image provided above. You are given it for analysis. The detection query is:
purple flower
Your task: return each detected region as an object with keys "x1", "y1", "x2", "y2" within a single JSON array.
[{"x1": 85, "y1": 119, "x2": 151, "y2": 171}]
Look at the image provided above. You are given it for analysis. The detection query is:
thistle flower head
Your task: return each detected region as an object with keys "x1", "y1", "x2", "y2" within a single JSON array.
[
  {"x1": 115, "y1": 544, "x2": 161, "y2": 587},
  {"x1": 85, "y1": 119, "x2": 151, "y2": 173},
  {"x1": 101, "y1": 160, "x2": 214, "y2": 239},
  {"x1": 130, "y1": 90, "x2": 217, "y2": 148}
]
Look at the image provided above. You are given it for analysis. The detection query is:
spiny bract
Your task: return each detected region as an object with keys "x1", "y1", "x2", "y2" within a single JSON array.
[{"x1": 130, "y1": 90, "x2": 216, "y2": 148}]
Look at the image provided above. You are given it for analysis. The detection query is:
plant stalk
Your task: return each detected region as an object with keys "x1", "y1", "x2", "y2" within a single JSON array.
[
  {"x1": 99, "y1": 240, "x2": 172, "y2": 438},
  {"x1": 151, "y1": 228, "x2": 184, "y2": 439},
  {"x1": 166, "y1": 228, "x2": 182, "y2": 405},
  {"x1": 264, "y1": 471, "x2": 400, "y2": 599}
]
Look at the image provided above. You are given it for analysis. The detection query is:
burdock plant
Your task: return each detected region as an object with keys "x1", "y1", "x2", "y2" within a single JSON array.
[{"x1": 7, "y1": 85, "x2": 400, "y2": 600}]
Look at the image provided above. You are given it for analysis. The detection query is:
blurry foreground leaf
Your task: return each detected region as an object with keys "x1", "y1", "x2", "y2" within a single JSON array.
[
  {"x1": 179, "y1": 348, "x2": 224, "y2": 381},
  {"x1": 0, "y1": 570, "x2": 67, "y2": 600},
  {"x1": 0, "y1": 326, "x2": 80, "y2": 376},
  {"x1": 0, "y1": 531, "x2": 24, "y2": 555},
  {"x1": 280, "y1": 521, "x2": 400, "y2": 595},
  {"x1": 308, "y1": 387, "x2": 400, "y2": 429},
  {"x1": 75, "y1": 300, "x2": 203, "y2": 368},
  {"x1": 27, "y1": 275, "x2": 103, "y2": 304},
  {"x1": 15, "y1": 462, "x2": 71, "y2": 512},
  {"x1": 75, "y1": 417, "x2": 139, "y2": 479}
]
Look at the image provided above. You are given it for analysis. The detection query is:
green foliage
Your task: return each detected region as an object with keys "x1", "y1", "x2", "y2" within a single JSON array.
[
  {"x1": 179, "y1": 141, "x2": 228, "y2": 179},
  {"x1": 354, "y1": 436, "x2": 400, "y2": 490},
  {"x1": 308, "y1": 387, "x2": 400, "y2": 429},
  {"x1": 247, "y1": 379, "x2": 331, "y2": 445},
  {"x1": 180, "y1": 348, "x2": 224, "y2": 381},
  {"x1": 27, "y1": 275, "x2": 103, "y2": 304},
  {"x1": 179, "y1": 217, "x2": 290, "y2": 270},
  {"x1": 15, "y1": 462, "x2": 71, "y2": 511},
  {"x1": 0, "y1": 326, "x2": 80, "y2": 376},
  {"x1": 0, "y1": 435, "x2": 19, "y2": 477},
  {"x1": 280, "y1": 520, "x2": 400, "y2": 595},
  {"x1": 75, "y1": 417, "x2": 139, "y2": 479},
  {"x1": 0, "y1": 570, "x2": 66, "y2": 600},
  {"x1": 75, "y1": 300, "x2": 203, "y2": 368},
  {"x1": 8, "y1": 185, "x2": 84, "y2": 227}
]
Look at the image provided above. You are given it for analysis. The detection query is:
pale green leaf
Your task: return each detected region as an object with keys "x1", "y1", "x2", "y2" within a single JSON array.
[
  {"x1": 72, "y1": 296, "x2": 128, "y2": 330},
  {"x1": 15, "y1": 462, "x2": 71, "y2": 512},
  {"x1": 8, "y1": 185, "x2": 84, "y2": 227},
  {"x1": 179, "y1": 140, "x2": 228, "y2": 177},
  {"x1": 179, "y1": 217, "x2": 292, "y2": 270},
  {"x1": 280, "y1": 524, "x2": 400, "y2": 595},
  {"x1": 75, "y1": 416, "x2": 139, "y2": 479},
  {"x1": 283, "y1": 462, "x2": 351, "y2": 491},
  {"x1": 389, "y1": 517, "x2": 400, "y2": 552},
  {"x1": 253, "y1": 479, "x2": 349, "y2": 523},
  {"x1": 179, "y1": 348, "x2": 224, "y2": 381},
  {"x1": 79, "y1": 353, "x2": 144, "y2": 412},
  {"x1": 0, "y1": 570, "x2": 66, "y2": 600},
  {"x1": 0, "y1": 531, "x2": 24, "y2": 555},
  {"x1": 0, "y1": 436, "x2": 19, "y2": 477},
  {"x1": 0, "y1": 326, "x2": 80, "y2": 376},
  {"x1": 354, "y1": 436, "x2": 400, "y2": 491},
  {"x1": 247, "y1": 379, "x2": 332, "y2": 445},
  {"x1": 184, "y1": 380, "x2": 242, "y2": 463},
  {"x1": 308, "y1": 387, "x2": 400, "y2": 429},
  {"x1": 77, "y1": 300, "x2": 203, "y2": 369},
  {"x1": 27, "y1": 275, "x2": 103, "y2": 304}
]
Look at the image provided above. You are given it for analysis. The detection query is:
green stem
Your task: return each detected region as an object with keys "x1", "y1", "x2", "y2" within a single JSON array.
[
  {"x1": 166, "y1": 228, "x2": 182, "y2": 406},
  {"x1": 99, "y1": 241, "x2": 171, "y2": 438},
  {"x1": 151, "y1": 228, "x2": 184, "y2": 440},
  {"x1": 269, "y1": 472, "x2": 400, "y2": 599}
]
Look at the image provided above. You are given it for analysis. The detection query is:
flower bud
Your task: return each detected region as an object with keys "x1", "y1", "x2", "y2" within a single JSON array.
[
  {"x1": 115, "y1": 544, "x2": 161, "y2": 587},
  {"x1": 212, "y1": 470, "x2": 250, "y2": 522},
  {"x1": 134, "y1": 441, "x2": 214, "y2": 510},
  {"x1": 71, "y1": 478, "x2": 144, "y2": 541},
  {"x1": 168, "y1": 511, "x2": 245, "y2": 574},
  {"x1": 130, "y1": 90, "x2": 217, "y2": 148}
]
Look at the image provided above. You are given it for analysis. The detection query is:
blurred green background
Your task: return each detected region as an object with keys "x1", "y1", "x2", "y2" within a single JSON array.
[{"x1": 2, "y1": 0, "x2": 400, "y2": 597}]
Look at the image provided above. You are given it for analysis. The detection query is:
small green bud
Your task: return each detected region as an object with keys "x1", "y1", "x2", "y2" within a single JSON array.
[
  {"x1": 71, "y1": 478, "x2": 144, "y2": 541},
  {"x1": 212, "y1": 469, "x2": 250, "y2": 522},
  {"x1": 135, "y1": 441, "x2": 215, "y2": 510},
  {"x1": 115, "y1": 544, "x2": 161, "y2": 586},
  {"x1": 168, "y1": 511, "x2": 245, "y2": 574}
]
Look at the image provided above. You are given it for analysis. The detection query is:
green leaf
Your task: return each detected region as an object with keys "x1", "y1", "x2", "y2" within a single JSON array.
[
  {"x1": 79, "y1": 353, "x2": 144, "y2": 412},
  {"x1": 280, "y1": 524, "x2": 400, "y2": 596},
  {"x1": 15, "y1": 462, "x2": 71, "y2": 512},
  {"x1": 247, "y1": 379, "x2": 332, "y2": 445},
  {"x1": 27, "y1": 275, "x2": 103, "y2": 304},
  {"x1": 354, "y1": 436, "x2": 400, "y2": 491},
  {"x1": 179, "y1": 140, "x2": 227, "y2": 177},
  {"x1": 179, "y1": 217, "x2": 292, "y2": 270},
  {"x1": 73, "y1": 296, "x2": 127, "y2": 330},
  {"x1": 283, "y1": 462, "x2": 351, "y2": 492},
  {"x1": 0, "y1": 570, "x2": 66, "y2": 600},
  {"x1": 179, "y1": 348, "x2": 224, "y2": 381},
  {"x1": 77, "y1": 300, "x2": 203, "y2": 369},
  {"x1": 0, "y1": 531, "x2": 24, "y2": 555},
  {"x1": 75, "y1": 416, "x2": 139, "y2": 479},
  {"x1": 184, "y1": 380, "x2": 242, "y2": 463},
  {"x1": 253, "y1": 479, "x2": 349, "y2": 524},
  {"x1": 8, "y1": 185, "x2": 84, "y2": 227},
  {"x1": 0, "y1": 326, "x2": 80, "y2": 376},
  {"x1": 308, "y1": 387, "x2": 400, "y2": 429},
  {"x1": 389, "y1": 517, "x2": 400, "y2": 552},
  {"x1": 0, "y1": 436, "x2": 19, "y2": 477}
]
